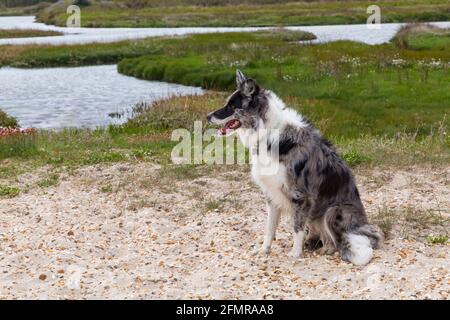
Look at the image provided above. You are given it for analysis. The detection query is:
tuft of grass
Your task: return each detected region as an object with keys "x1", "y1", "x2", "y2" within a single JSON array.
[
  {"x1": 0, "y1": 185, "x2": 20, "y2": 198},
  {"x1": 204, "y1": 200, "x2": 223, "y2": 212},
  {"x1": 371, "y1": 207, "x2": 395, "y2": 238},
  {"x1": 158, "y1": 164, "x2": 207, "y2": 181},
  {"x1": 342, "y1": 150, "x2": 371, "y2": 168},
  {"x1": 426, "y1": 235, "x2": 449, "y2": 245},
  {"x1": 204, "y1": 195, "x2": 243, "y2": 213},
  {"x1": 127, "y1": 198, "x2": 152, "y2": 211},
  {"x1": 371, "y1": 206, "x2": 449, "y2": 240},
  {"x1": 37, "y1": 173, "x2": 59, "y2": 188},
  {"x1": 0, "y1": 109, "x2": 18, "y2": 128},
  {"x1": 403, "y1": 207, "x2": 447, "y2": 229},
  {"x1": 81, "y1": 151, "x2": 125, "y2": 165},
  {"x1": 100, "y1": 184, "x2": 113, "y2": 193}
]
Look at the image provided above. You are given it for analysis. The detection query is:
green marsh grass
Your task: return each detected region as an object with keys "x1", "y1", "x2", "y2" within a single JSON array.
[
  {"x1": 0, "y1": 29, "x2": 62, "y2": 39},
  {"x1": 0, "y1": 27, "x2": 448, "y2": 180},
  {"x1": 392, "y1": 23, "x2": 450, "y2": 50},
  {"x1": 0, "y1": 1, "x2": 51, "y2": 16},
  {"x1": 117, "y1": 31, "x2": 450, "y2": 138},
  {"x1": 2, "y1": 93, "x2": 447, "y2": 182},
  {"x1": 36, "y1": 0, "x2": 450, "y2": 28}
]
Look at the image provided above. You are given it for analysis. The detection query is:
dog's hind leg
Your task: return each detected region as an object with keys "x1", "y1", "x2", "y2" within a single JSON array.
[{"x1": 257, "y1": 201, "x2": 281, "y2": 255}]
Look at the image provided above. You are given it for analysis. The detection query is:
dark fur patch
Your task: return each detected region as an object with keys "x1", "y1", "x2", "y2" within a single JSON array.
[
  {"x1": 320, "y1": 137, "x2": 333, "y2": 148},
  {"x1": 211, "y1": 104, "x2": 234, "y2": 120},
  {"x1": 318, "y1": 164, "x2": 350, "y2": 199},
  {"x1": 353, "y1": 186, "x2": 360, "y2": 198},
  {"x1": 303, "y1": 169, "x2": 309, "y2": 190},
  {"x1": 210, "y1": 91, "x2": 244, "y2": 120},
  {"x1": 294, "y1": 159, "x2": 307, "y2": 176},
  {"x1": 227, "y1": 91, "x2": 243, "y2": 109},
  {"x1": 278, "y1": 138, "x2": 296, "y2": 155},
  {"x1": 292, "y1": 197, "x2": 305, "y2": 206},
  {"x1": 305, "y1": 238, "x2": 323, "y2": 251}
]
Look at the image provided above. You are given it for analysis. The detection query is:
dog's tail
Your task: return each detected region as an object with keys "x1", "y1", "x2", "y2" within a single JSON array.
[
  {"x1": 323, "y1": 207, "x2": 383, "y2": 266},
  {"x1": 340, "y1": 225, "x2": 383, "y2": 266}
]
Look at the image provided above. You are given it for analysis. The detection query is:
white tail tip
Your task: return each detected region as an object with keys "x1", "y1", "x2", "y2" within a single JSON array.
[{"x1": 347, "y1": 233, "x2": 373, "y2": 265}]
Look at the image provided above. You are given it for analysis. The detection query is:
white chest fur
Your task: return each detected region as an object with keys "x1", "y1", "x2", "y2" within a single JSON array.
[
  {"x1": 251, "y1": 154, "x2": 293, "y2": 212},
  {"x1": 234, "y1": 91, "x2": 307, "y2": 214}
]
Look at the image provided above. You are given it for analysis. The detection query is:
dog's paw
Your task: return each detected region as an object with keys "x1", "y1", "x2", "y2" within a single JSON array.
[
  {"x1": 288, "y1": 248, "x2": 302, "y2": 259},
  {"x1": 252, "y1": 246, "x2": 271, "y2": 256}
]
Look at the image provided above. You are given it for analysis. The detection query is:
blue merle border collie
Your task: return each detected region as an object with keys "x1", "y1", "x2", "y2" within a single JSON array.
[{"x1": 207, "y1": 70, "x2": 382, "y2": 265}]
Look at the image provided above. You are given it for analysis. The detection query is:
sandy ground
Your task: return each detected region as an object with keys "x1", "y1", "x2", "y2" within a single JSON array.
[{"x1": 0, "y1": 163, "x2": 448, "y2": 299}]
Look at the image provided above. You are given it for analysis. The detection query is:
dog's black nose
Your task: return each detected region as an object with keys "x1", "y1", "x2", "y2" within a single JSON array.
[{"x1": 206, "y1": 113, "x2": 213, "y2": 122}]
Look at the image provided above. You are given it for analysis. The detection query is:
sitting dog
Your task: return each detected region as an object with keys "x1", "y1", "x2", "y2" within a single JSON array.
[{"x1": 207, "y1": 70, "x2": 382, "y2": 265}]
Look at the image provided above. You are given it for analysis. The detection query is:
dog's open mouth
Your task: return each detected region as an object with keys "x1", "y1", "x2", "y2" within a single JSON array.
[{"x1": 219, "y1": 119, "x2": 241, "y2": 135}]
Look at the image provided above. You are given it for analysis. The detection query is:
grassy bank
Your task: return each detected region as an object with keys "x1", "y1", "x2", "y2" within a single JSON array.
[
  {"x1": 36, "y1": 0, "x2": 450, "y2": 28},
  {"x1": 117, "y1": 30, "x2": 450, "y2": 138},
  {"x1": 0, "y1": 93, "x2": 448, "y2": 183},
  {"x1": 392, "y1": 23, "x2": 450, "y2": 50},
  {"x1": 2, "y1": 29, "x2": 448, "y2": 137},
  {"x1": 0, "y1": 26, "x2": 448, "y2": 183},
  {"x1": 0, "y1": 29, "x2": 315, "y2": 68},
  {"x1": 0, "y1": 1, "x2": 52, "y2": 16},
  {"x1": 0, "y1": 38, "x2": 162, "y2": 68},
  {"x1": 0, "y1": 29, "x2": 62, "y2": 39}
]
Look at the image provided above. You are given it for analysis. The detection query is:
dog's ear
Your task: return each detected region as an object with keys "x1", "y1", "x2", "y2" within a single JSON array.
[
  {"x1": 236, "y1": 70, "x2": 257, "y2": 97},
  {"x1": 240, "y1": 78, "x2": 257, "y2": 97},
  {"x1": 236, "y1": 69, "x2": 247, "y2": 88}
]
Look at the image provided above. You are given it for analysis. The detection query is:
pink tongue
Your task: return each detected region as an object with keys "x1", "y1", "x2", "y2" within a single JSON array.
[{"x1": 220, "y1": 127, "x2": 227, "y2": 135}]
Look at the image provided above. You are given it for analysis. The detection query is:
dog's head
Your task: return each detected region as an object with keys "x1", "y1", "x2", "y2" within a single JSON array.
[{"x1": 207, "y1": 70, "x2": 266, "y2": 135}]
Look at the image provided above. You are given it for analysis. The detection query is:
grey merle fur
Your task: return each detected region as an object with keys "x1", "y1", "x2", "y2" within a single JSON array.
[
  {"x1": 280, "y1": 123, "x2": 381, "y2": 257},
  {"x1": 208, "y1": 70, "x2": 382, "y2": 263}
]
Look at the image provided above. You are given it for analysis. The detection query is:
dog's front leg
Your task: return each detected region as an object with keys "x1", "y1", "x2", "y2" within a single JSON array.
[
  {"x1": 289, "y1": 210, "x2": 307, "y2": 259},
  {"x1": 257, "y1": 201, "x2": 281, "y2": 255}
]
